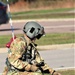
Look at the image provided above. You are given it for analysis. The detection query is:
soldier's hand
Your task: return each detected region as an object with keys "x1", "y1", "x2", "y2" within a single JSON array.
[
  {"x1": 52, "y1": 71, "x2": 61, "y2": 75},
  {"x1": 25, "y1": 64, "x2": 31, "y2": 71},
  {"x1": 30, "y1": 65, "x2": 38, "y2": 72},
  {"x1": 25, "y1": 64, "x2": 38, "y2": 72},
  {"x1": 36, "y1": 61, "x2": 44, "y2": 67}
]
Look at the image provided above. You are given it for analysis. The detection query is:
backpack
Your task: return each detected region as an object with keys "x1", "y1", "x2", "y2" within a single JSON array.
[{"x1": 6, "y1": 36, "x2": 27, "y2": 48}]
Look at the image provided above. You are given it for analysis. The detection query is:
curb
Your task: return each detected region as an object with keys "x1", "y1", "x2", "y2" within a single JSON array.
[
  {"x1": 54, "y1": 67, "x2": 75, "y2": 71},
  {"x1": 0, "y1": 43, "x2": 74, "y2": 53},
  {"x1": 37, "y1": 43, "x2": 74, "y2": 50}
]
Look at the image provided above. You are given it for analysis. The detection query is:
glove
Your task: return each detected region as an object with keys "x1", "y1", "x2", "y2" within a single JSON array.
[
  {"x1": 25, "y1": 64, "x2": 31, "y2": 71},
  {"x1": 25, "y1": 64, "x2": 38, "y2": 72},
  {"x1": 36, "y1": 62, "x2": 44, "y2": 67},
  {"x1": 30, "y1": 65, "x2": 38, "y2": 72},
  {"x1": 52, "y1": 71, "x2": 61, "y2": 75}
]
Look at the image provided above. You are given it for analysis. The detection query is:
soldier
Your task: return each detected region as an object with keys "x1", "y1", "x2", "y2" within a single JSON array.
[{"x1": 2, "y1": 21, "x2": 61, "y2": 75}]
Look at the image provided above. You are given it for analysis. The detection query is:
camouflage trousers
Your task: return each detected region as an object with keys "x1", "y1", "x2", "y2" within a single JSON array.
[{"x1": 2, "y1": 66, "x2": 43, "y2": 75}]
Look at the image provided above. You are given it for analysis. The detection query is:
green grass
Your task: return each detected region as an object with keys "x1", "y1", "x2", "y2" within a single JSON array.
[
  {"x1": 0, "y1": 33, "x2": 75, "y2": 48},
  {"x1": 36, "y1": 33, "x2": 75, "y2": 45},
  {"x1": 58, "y1": 70, "x2": 75, "y2": 75},
  {"x1": 30, "y1": 70, "x2": 75, "y2": 75},
  {"x1": 12, "y1": 13, "x2": 74, "y2": 20},
  {"x1": 11, "y1": 8, "x2": 75, "y2": 19},
  {"x1": 12, "y1": 8, "x2": 74, "y2": 15}
]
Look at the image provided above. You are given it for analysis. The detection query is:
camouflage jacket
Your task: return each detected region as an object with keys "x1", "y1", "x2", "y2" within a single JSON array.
[
  {"x1": 8, "y1": 37, "x2": 43, "y2": 69},
  {"x1": 7, "y1": 36, "x2": 54, "y2": 74}
]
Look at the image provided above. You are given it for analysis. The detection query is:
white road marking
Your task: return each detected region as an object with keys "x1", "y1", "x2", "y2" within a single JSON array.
[{"x1": 54, "y1": 67, "x2": 75, "y2": 71}]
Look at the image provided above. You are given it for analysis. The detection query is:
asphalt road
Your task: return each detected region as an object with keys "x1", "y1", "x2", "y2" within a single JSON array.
[
  {"x1": 0, "y1": 19, "x2": 74, "y2": 35},
  {"x1": 0, "y1": 47, "x2": 74, "y2": 73}
]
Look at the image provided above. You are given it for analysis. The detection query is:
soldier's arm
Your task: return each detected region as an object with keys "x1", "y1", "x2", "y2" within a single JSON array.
[
  {"x1": 7, "y1": 38, "x2": 31, "y2": 71},
  {"x1": 35, "y1": 50, "x2": 61, "y2": 75}
]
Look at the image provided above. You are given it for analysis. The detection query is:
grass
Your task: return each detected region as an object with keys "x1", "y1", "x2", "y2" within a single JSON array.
[
  {"x1": 12, "y1": 13, "x2": 74, "y2": 20},
  {"x1": 12, "y1": 8, "x2": 74, "y2": 15},
  {"x1": 0, "y1": 33, "x2": 75, "y2": 48},
  {"x1": 11, "y1": 8, "x2": 75, "y2": 19},
  {"x1": 36, "y1": 33, "x2": 75, "y2": 45},
  {"x1": 30, "y1": 70, "x2": 75, "y2": 75},
  {"x1": 57, "y1": 70, "x2": 75, "y2": 75}
]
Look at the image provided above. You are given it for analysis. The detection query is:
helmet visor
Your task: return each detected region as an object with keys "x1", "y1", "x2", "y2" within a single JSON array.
[
  {"x1": 36, "y1": 34, "x2": 42, "y2": 39},
  {"x1": 36, "y1": 27, "x2": 45, "y2": 39}
]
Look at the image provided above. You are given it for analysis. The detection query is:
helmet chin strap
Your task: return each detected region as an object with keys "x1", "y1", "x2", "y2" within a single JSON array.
[{"x1": 7, "y1": 0, "x2": 15, "y2": 40}]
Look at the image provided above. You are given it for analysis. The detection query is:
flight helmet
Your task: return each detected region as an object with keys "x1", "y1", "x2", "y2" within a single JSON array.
[{"x1": 23, "y1": 21, "x2": 45, "y2": 40}]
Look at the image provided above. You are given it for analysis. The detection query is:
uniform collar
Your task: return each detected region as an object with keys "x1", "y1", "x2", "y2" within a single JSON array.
[{"x1": 23, "y1": 35, "x2": 31, "y2": 46}]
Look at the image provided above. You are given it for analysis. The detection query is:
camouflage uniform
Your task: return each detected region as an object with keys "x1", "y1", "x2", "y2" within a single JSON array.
[{"x1": 2, "y1": 36, "x2": 55, "y2": 75}]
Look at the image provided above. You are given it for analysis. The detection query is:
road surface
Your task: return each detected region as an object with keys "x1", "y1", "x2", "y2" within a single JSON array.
[
  {"x1": 0, "y1": 47, "x2": 74, "y2": 73},
  {"x1": 0, "y1": 19, "x2": 74, "y2": 35}
]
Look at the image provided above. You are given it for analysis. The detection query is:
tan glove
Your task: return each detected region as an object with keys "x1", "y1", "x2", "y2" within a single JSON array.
[
  {"x1": 52, "y1": 71, "x2": 61, "y2": 75},
  {"x1": 25, "y1": 64, "x2": 38, "y2": 72},
  {"x1": 25, "y1": 64, "x2": 31, "y2": 71},
  {"x1": 30, "y1": 65, "x2": 38, "y2": 72}
]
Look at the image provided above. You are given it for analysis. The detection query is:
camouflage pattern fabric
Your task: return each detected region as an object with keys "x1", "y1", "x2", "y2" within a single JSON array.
[
  {"x1": 7, "y1": 71, "x2": 43, "y2": 75},
  {"x1": 2, "y1": 36, "x2": 54, "y2": 75}
]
